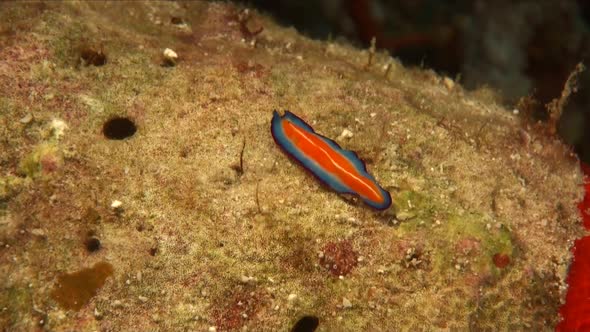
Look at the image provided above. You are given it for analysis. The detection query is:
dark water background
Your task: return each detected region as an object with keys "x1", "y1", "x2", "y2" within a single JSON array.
[{"x1": 238, "y1": 0, "x2": 590, "y2": 163}]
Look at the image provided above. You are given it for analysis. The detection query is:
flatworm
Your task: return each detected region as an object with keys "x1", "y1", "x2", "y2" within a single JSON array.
[{"x1": 271, "y1": 110, "x2": 392, "y2": 210}]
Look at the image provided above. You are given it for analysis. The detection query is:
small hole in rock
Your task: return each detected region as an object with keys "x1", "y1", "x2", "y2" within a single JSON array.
[
  {"x1": 85, "y1": 237, "x2": 101, "y2": 253},
  {"x1": 291, "y1": 315, "x2": 319, "y2": 332},
  {"x1": 170, "y1": 16, "x2": 184, "y2": 25},
  {"x1": 161, "y1": 58, "x2": 176, "y2": 67},
  {"x1": 80, "y1": 47, "x2": 107, "y2": 66},
  {"x1": 149, "y1": 247, "x2": 158, "y2": 256},
  {"x1": 103, "y1": 117, "x2": 137, "y2": 140},
  {"x1": 180, "y1": 147, "x2": 190, "y2": 158}
]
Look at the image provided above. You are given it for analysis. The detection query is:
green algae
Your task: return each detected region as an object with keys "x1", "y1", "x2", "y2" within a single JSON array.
[
  {"x1": 0, "y1": 176, "x2": 24, "y2": 203},
  {"x1": 431, "y1": 212, "x2": 513, "y2": 276},
  {"x1": 391, "y1": 186, "x2": 514, "y2": 277},
  {"x1": 51, "y1": 261, "x2": 114, "y2": 311},
  {"x1": 0, "y1": 285, "x2": 33, "y2": 330},
  {"x1": 392, "y1": 189, "x2": 430, "y2": 223}
]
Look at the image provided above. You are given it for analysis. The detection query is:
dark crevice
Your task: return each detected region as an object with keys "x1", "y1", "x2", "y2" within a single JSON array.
[
  {"x1": 80, "y1": 47, "x2": 107, "y2": 66},
  {"x1": 291, "y1": 315, "x2": 319, "y2": 332},
  {"x1": 85, "y1": 236, "x2": 101, "y2": 253},
  {"x1": 103, "y1": 117, "x2": 137, "y2": 140}
]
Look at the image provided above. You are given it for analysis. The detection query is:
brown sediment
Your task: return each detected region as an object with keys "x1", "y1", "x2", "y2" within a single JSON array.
[{"x1": 51, "y1": 262, "x2": 114, "y2": 311}]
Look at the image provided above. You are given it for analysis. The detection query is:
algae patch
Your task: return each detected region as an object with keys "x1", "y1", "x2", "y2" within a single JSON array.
[
  {"x1": 51, "y1": 262, "x2": 114, "y2": 311},
  {"x1": 0, "y1": 176, "x2": 24, "y2": 205},
  {"x1": 18, "y1": 143, "x2": 61, "y2": 178}
]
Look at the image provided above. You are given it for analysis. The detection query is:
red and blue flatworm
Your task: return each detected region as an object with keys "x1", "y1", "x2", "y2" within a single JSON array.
[{"x1": 271, "y1": 110, "x2": 392, "y2": 210}]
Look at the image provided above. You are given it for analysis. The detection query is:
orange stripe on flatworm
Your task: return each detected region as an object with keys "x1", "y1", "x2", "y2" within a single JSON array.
[{"x1": 282, "y1": 119, "x2": 384, "y2": 204}]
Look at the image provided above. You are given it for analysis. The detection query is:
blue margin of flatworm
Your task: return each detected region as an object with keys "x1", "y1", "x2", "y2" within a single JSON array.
[{"x1": 270, "y1": 110, "x2": 392, "y2": 210}]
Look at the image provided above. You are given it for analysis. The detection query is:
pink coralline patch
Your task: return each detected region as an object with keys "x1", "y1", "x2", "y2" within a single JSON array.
[
  {"x1": 557, "y1": 162, "x2": 590, "y2": 331},
  {"x1": 0, "y1": 38, "x2": 50, "y2": 73},
  {"x1": 212, "y1": 290, "x2": 266, "y2": 331},
  {"x1": 454, "y1": 237, "x2": 481, "y2": 256},
  {"x1": 40, "y1": 153, "x2": 59, "y2": 174},
  {"x1": 233, "y1": 60, "x2": 266, "y2": 78},
  {"x1": 492, "y1": 253, "x2": 510, "y2": 268},
  {"x1": 320, "y1": 240, "x2": 359, "y2": 276}
]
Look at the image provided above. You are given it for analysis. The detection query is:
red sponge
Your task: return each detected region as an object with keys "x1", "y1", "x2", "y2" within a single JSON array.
[{"x1": 557, "y1": 162, "x2": 590, "y2": 332}]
